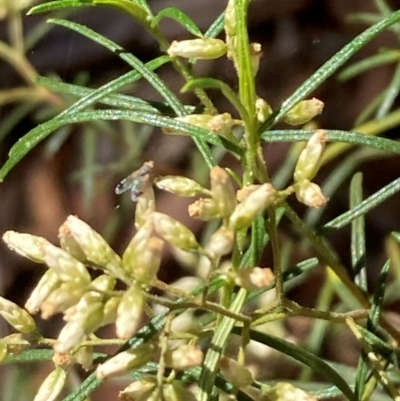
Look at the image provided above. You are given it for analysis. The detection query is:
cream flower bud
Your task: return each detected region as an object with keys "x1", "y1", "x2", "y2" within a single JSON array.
[
  {"x1": 40, "y1": 282, "x2": 85, "y2": 319},
  {"x1": 25, "y1": 269, "x2": 61, "y2": 314},
  {"x1": 74, "y1": 345, "x2": 93, "y2": 370},
  {"x1": 33, "y1": 367, "x2": 68, "y2": 401},
  {"x1": 155, "y1": 176, "x2": 209, "y2": 197},
  {"x1": 0, "y1": 296, "x2": 36, "y2": 334},
  {"x1": 255, "y1": 98, "x2": 273, "y2": 123},
  {"x1": 164, "y1": 344, "x2": 203, "y2": 370},
  {"x1": 210, "y1": 166, "x2": 237, "y2": 217},
  {"x1": 234, "y1": 267, "x2": 274, "y2": 290},
  {"x1": 284, "y1": 98, "x2": 324, "y2": 126},
  {"x1": 63, "y1": 215, "x2": 122, "y2": 277},
  {"x1": 208, "y1": 113, "x2": 236, "y2": 139},
  {"x1": 188, "y1": 198, "x2": 221, "y2": 221},
  {"x1": 218, "y1": 356, "x2": 253, "y2": 388},
  {"x1": 294, "y1": 130, "x2": 328, "y2": 182},
  {"x1": 4, "y1": 333, "x2": 30, "y2": 355},
  {"x1": 206, "y1": 226, "x2": 234, "y2": 258},
  {"x1": 101, "y1": 296, "x2": 120, "y2": 326},
  {"x1": 116, "y1": 284, "x2": 144, "y2": 339},
  {"x1": 96, "y1": 343, "x2": 156, "y2": 379},
  {"x1": 224, "y1": 0, "x2": 236, "y2": 36},
  {"x1": 55, "y1": 301, "x2": 104, "y2": 353},
  {"x1": 43, "y1": 243, "x2": 91, "y2": 285},
  {"x1": 119, "y1": 378, "x2": 157, "y2": 401},
  {"x1": 163, "y1": 382, "x2": 197, "y2": 401},
  {"x1": 229, "y1": 184, "x2": 276, "y2": 231},
  {"x1": 264, "y1": 382, "x2": 317, "y2": 401},
  {"x1": 295, "y1": 180, "x2": 328, "y2": 208},
  {"x1": 152, "y1": 212, "x2": 201, "y2": 252},
  {"x1": 2, "y1": 231, "x2": 48, "y2": 263},
  {"x1": 250, "y1": 42, "x2": 263, "y2": 76},
  {"x1": 167, "y1": 38, "x2": 227, "y2": 59},
  {"x1": 58, "y1": 222, "x2": 87, "y2": 262},
  {"x1": 135, "y1": 187, "x2": 156, "y2": 229}
]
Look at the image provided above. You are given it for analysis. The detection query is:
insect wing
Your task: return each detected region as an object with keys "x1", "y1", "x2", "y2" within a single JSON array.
[{"x1": 115, "y1": 176, "x2": 133, "y2": 195}]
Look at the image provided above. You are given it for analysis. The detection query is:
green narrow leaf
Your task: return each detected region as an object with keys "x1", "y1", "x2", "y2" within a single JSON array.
[
  {"x1": 204, "y1": 11, "x2": 225, "y2": 38},
  {"x1": 28, "y1": 0, "x2": 86, "y2": 14},
  {"x1": 350, "y1": 173, "x2": 367, "y2": 292},
  {"x1": 321, "y1": 177, "x2": 400, "y2": 232},
  {"x1": 152, "y1": 7, "x2": 203, "y2": 37},
  {"x1": 261, "y1": 9, "x2": 400, "y2": 130},
  {"x1": 235, "y1": 328, "x2": 357, "y2": 401},
  {"x1": 261, "y1": 129, "x2": 400, "y2": 154}
]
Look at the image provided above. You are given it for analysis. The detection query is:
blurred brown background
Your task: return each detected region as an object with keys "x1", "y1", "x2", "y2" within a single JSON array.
[{"x1": 1, "y1": 0, "x2": 400, "y2": 398}]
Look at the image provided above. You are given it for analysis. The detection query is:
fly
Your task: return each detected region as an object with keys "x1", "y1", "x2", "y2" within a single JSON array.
[{"x1": 115, "y1": 161, "x2": 154, "y2": 202}]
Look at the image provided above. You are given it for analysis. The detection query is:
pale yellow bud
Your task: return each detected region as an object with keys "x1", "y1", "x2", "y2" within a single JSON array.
[
  {"x1": 155, "y1": 176, "x2": 209, "y2": 197},
  {"x1": 229, "y1": 184, "x2": 276, "y2": 230},
  {"x1": 0, "y1": 339, "x2": 7, "y2": 362},
  {"x1": 116, "y1": 284, "x2": 144, "y2": 339},
  {"x1": 167, "y1": 38, "x2": 227, "y2": 59},
  {"x1": 163, "y1": 382, "x2": 197, "y2": 401},
  {"x1": 63, "y1": 215, "x2": 122, "y2": 278},
  {"x1": 294, "y1": 130, "x2": 328, "y2": 182},
  {"x1": 236, "y1": 185, "x2": 261, "y2": 202},
  {"x1": 224, "y1": 0, "x2": 236, "y2": 36},
  {"x1": 164, "y1": 344, "x2": 203, "y2": 370},
  {"x1": 295, "y1": 180, "x2": 328, "y2": 208},
  {"x1": 207, "y1": 113, "x2": 236, "y2": 140},
  {"x1": 135, "y1": 187, "x2": 156, "y2": 229},
  {"x1": 250, "y1": 42, "x2": 263, "y2": 76},
  {"x1": 188, "y1": 198, "x2": 221, "y2": 221},
  {"x1": 0, "y1": 296, "x2": 36, "y2": 334},
  {"x1": 152, "y1": 212, "x2": 200, "y2": 252},
  {"x1": 101, "y1": 296, "x2": 120, "y2": 326},
  {"x1": 119, "y1": 378, "x2": 157, "y2": 401},
  {"x1": 40, "y1": 282, "x2": 85, "y2": 319},
  {"x1": 206, "y1": 226, "x2": 234, "y2": 258},
  {"x1": 43, "y1": 243, "x2": 91, "y2": 285},
  {"x1": 74, "y1": 345, "x2": 93, "y2": 370},
  {"x1": 33, "y1": 367, "x2": 68, "y2": 401},
  {"x1": 255, "y1": 98, "x2": 273, "y2": 123},
  {"x1": 25, "y1": 269, "x2": 61, "y2": 314},
  {"x1": 58, "y1": 222, "x2": 87, "y2": 262},
  {"x1": 210, "y1": 166, "x2": 237, "y2": 217},
  {"x1": 234, "y1": 267, "x2": 274, "y2": 290},
  {"x1": 4, "y1": 333, "x2": 30, "y2": 355},
  {"x1": 2, "y1": 231, "x2": 48, "y2": 263},
  {"x1": 264, "y1": 382, "x2": 317, "y2": 401},
  {"x1": 96, "y1": 343, "x2": 157, "y2": 379},
  {"x1": 55, "y1": 301, "x2": 104, "y2": 353},
  {"x1": 284, "y1": 98, "x2": 324, "y2": 126},
  {"x1": 218, "y1": 356, "x2": 253, "y2": 388}
]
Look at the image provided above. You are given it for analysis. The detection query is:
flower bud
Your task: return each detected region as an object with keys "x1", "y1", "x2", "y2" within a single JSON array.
[
  {"x1": 188, "y1": 198, "x2": 221, "y2": 221},
  {"x1": 43, "y1": 243, "x2": 91, "y2": 285},
  {"x1": 206, "y1": 226, "x2": 234, "y2": 258},
  {"x1": 74, "y1": 345, "x2": 93, "y2": 370},
  {"x1": 167, "y1": 38, "x2": 227, "y2": 59},
  {"x1": 119, "y1": 378, "x2": 157, "y2": 401},
  {"x1": 135, "y1": 187, "x2": 156, "y2": 229},
  {"x1": 4, "y1": 333, "x2": 30, "y2": 355},
  {"x1": 163, "y1": 382, "x2": 197, "y2": 401},
  {"x1": 295, "y1": 180, "x2": 328, "y2": 208},
  {"x1": 2, "y1": 231, "x2": 48, "y2": 263},
  {"x1": 101, "y1": 296, "x2": 120, "y2": 326},
  {"x1": 224, "y1": 0, "x2": 236, "y2": 36},
  {"x1": 255, "y1": 98, "x2": 273, "y2": 123},
  {"x1": 25, "y1": 269, "x2": 61, "y2": 314},
  {"x1": 164, "y1": 344, "x2": 203, "y2": 370},
  {"x1": 263, "y1": 382, "x2": 317, "y2": 401},
  {"x1": 210, "y1": 166, "x2": 237, "y2": 217},
  {"x1": 0, "y1": 339, "x2": 7, "y2": 362},
  {"x1": 116, "y1": 284, "x2": 144, "y2": 339},
  {"x1": 207, "y1": 113, "x2": 236, "y2": 140},
  {"x1": 63, "y1": 215, "x2": 123, "y2": 278},
  {"x1": 33, "y1": 367, "x2": 68, "y2": 401},
  {"x1": 229, "y1": 184, "x2": 276, "y2": 231},
  {"x1": 284, "y1": 98, "x2": 324, "y2": 126},
  {"x1": 155, "y1": 176, "x2": 210, "y2": 197},
  {"x1": 234, "y1": 267, "x2": 274, "y2": 290},
  {"x1": 250, "y1": 42, "x2": 263, "y2": 76},
  {"x1": 219, "y1": 356, "x2": 253, "y2": 388},
  {"x1": 0, "y1": 296, "x2": 37, "y2": 334},
  {"x1": 40, "y1": 282, "x2": 85, "y2": 319},
  {"x1": 55, "y1": 301, "x2": 104, "y2": 353},
  {"x1": 58, "y1": 222, "x2": 87, "y2": 262},
  {"x1": 152, "y1": 212, "x2": 201, "y2": 252},
  {"x1": 293, "y1": 130, "x2": 328, "y2": 183},
  {"x1": 96, "y1": 343, "x2": 157, "y2": 379}
]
